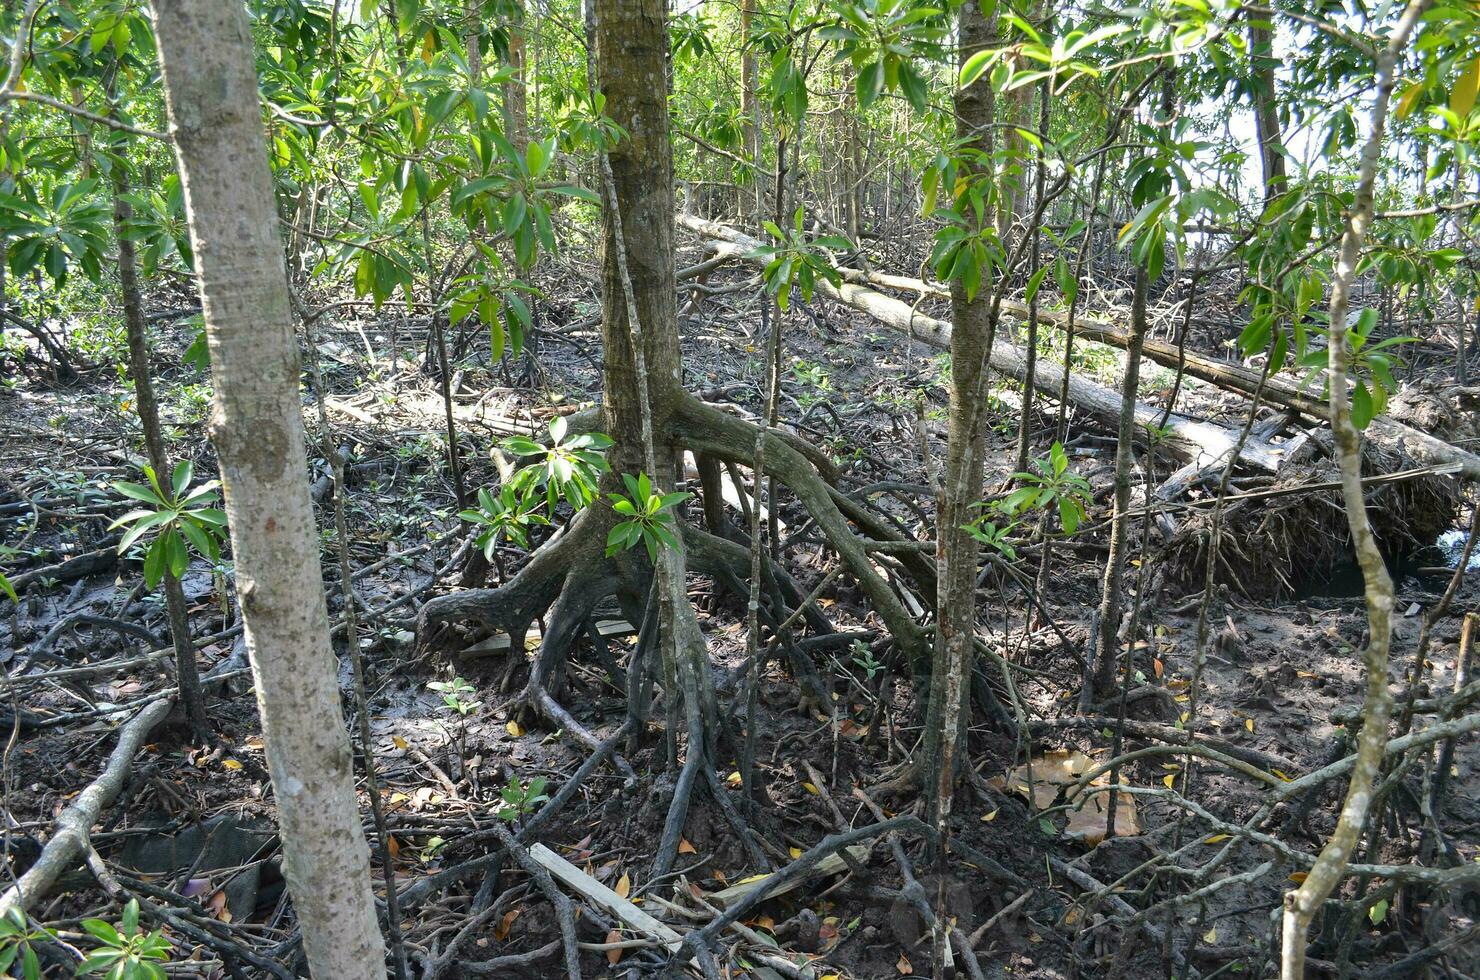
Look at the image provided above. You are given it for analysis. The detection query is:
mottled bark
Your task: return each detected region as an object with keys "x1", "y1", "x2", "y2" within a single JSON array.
[
  {"x1": 1092, "y1": 269, "x2": 1148, "y2": 697},
  {"x1": 503, "y1": 0, "x2": 527, "y2": 151},
  {"x1": 923, "y1": 0, "x2": 996, "y2": 830},
  {"x1": 1249, "y1": 15, "x2": 1286, "y2": 204},
  {"x1": 147, "y1": 1, "x2": 387, "y2": 975},
  {"x1": 595, "y1": 0, "x2": 683, "y2": 470}
]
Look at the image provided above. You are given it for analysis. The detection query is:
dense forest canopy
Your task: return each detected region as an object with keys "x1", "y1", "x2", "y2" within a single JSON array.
[{"x1": 0, "y1": 0, "x2": 1477, "y2": 978}]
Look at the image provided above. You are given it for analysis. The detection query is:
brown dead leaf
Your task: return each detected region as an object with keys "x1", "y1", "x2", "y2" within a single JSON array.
[
  {"x1": 605, "y1": 928, "x2": 623, "y2": 965},
  {"x1": 897, "y1": 953, "x2": 914, "y2": 974},
  {"x1": 1063, "y1": 790, "x2": 1141, "y2": 847},
  {"x1": 615, "y1": 872, "x2": 631, "y2": 899},
  {"x1": 991, "y1": 749, "x2": 1098, "y2": 809},
  {"x1": 678, "y1": 838, "x2": 697, "y2": 855},
  {"x1": 494, "y1": 908, "x2": 520, "y2": 941}
]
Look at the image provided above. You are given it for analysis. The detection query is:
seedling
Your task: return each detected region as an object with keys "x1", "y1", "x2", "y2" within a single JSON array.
[
  {"x1": 78, "y1": 899, "x2": 173, "y2": 980},
  {"x1": 605, "y1": 472, "x2": 690, "y2": 563},
  {"x1": 109, "y1": 461, "x2": 227, "y2": 588},
  {"x1": 500, "y1": 416, "x2": 613, "y2": 510}
]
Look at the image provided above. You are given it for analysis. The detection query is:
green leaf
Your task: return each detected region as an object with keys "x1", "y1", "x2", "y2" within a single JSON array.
[
  {"x1": 960, "y1": 49, "x2": 995, "y2": 89},
  {"x1": 113, "y1": 481, "x2": 167, "y2": 507}
]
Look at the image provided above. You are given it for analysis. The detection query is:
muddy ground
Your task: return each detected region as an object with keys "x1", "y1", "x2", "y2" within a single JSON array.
[{"x1": 0, "y1": 230, "x2": 1476, "y2": 978}]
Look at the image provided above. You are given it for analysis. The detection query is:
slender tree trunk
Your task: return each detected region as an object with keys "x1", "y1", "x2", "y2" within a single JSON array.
[
  {"x1": 1281, "y1": 3, "x2": 1430, "y2": 974},
  {"x1": 147, "y1": 3, "x2": 387, "y2": 975},
  {"x1": 1093, "y1": 268, "x2": 1148, "y2": 697},
  {"x1": 1249, "y1": 15, "x2": 1286, "y2": 204},
  {"x1": 465, "y1": 0, "x2": 481, "y2": 83},
  {"x1": 504, "y1": 0, "x2": 528, "y2": 151},
  {"x1": 1013, "y1": 69, "x2": 1050, "y2": 476},
  {"x1": 111, "y1": 156, "x2": 209, "y2": 741},
  {"x1": 923, "y1": 0, "x2": 994, "y2": 850},
  {"x1": 740, "y1": 0, "x2": 759, "y2": 219}
]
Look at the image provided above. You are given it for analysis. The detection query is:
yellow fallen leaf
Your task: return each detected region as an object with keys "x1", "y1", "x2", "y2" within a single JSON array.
[
  {"x1": 1164, "y1": 774, "x2": 1176, "y2": 788},
  {"x1": 222, "y1": 758, "x2": 243, "y2": 771},
  {"x1": 1245, "y1": 718, "x2": 1255, "y2": 733},
  {"x1": 1203, "y1": 834, "x2": 1231, "y2": 844},
  {"x1": 802, "y1": 782, "x2": 820, "y2": 795},
  {"x1": 726, "y1": 771, "x2": 742, "y2": 786},
  {"x1": 678, "y1": 838, "x2": 697, "y2": 855},
  {"x1": 982, "y1": 808, "x2": 999, "y2": 822},
  {"x1": 506, "y1": 720, "x2": 524, "y2": 737},
  {"x1": 1203, "y1": 926, "x2": 1217, "y2": 943},
  {"x1": 789, "y1": 847, "x2": 802, "y2": 859},
  {"x1": 615, "y1": 873, "x2": 631, "y2": 899},
  {"x1": 392, "y1": 735, "x2": 408, "y2": 750},
  {"x1": 1288, "y1": 871, "x2": 1308, "y2": 884},
  {"x1": 734, "y1": 873, "x2": 769, "y2": 885},
  {"x1": 1272, "y1": 769, "x2": 1293, "y2": 782}
]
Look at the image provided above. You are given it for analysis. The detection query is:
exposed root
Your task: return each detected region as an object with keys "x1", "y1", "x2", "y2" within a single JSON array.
[
  {"x1": 1159, "y1": 455, "x2": 1461, "y2": 599},
  {"x1": 673, "y1": 395, "x2": 931, "y2": 664}
]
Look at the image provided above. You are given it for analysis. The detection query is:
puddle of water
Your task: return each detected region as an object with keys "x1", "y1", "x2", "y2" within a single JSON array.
[{"x1": 1433, "y1": 528, "x2": 1480, "y2": 571}]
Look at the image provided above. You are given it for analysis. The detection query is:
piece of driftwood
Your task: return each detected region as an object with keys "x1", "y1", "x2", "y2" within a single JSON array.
[
  {"x1": 706, "y1": 844, "x2": 871, "y2": 908},
  {"x1": 528, "y1": 843, "x2": 684, "y2": 952}
]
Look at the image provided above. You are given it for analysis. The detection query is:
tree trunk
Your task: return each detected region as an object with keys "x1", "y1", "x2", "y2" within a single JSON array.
[
  {"x1": 923, "y1": 0, "x2": 995, "y2": 846},
  {"x1": 147, "y1": 2, "x2": 387, "y2": 976},
  {"x1": 596, "y1": 0, "x2": 684, "y2": 468},
  {"x1": 111, "y1": 157, "x2": 209, "y2": 741},
  {"x1": 504, "y1": 0, "x2": 527, "y2": 151},
  {"x1": 1249, "y1": 15, "x2": 1286, "y2": 204},
  {"x1": 1093, "y1": 268, "x2": 1148, "y2": 697},
  {"x1": 740, "y1": 0, "x2": 759, "y2": 219},
  {"x1": 1281, "y1": 3, "x2": 1429, "y2": 973}
]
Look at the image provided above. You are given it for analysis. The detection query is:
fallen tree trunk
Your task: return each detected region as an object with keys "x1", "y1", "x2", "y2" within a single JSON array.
[
  {"x1": 679, "y1": 215, "x2": 1285, "y2": 473},
  {"x1": 804, "y1": 244, "x2": 1480, "y2": 482}
]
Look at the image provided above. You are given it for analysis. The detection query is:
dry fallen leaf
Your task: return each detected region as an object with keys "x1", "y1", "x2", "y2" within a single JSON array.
[
  {"x1": 615, "y1": 872, "x2": 631, "y2": 899},
  {"x1": 392, "y1": 735, "x2": 408, "y2": 750},
  {"x1": 789, "y1": 846, "x2": 802, "y2": 859},
  {"x1": 678, "y1": 838, "x2": 697, "y2": 855},
  {"x1": 494, "y1": 908, "x2": 520, "y2": 941},
  {"x1": 1245, "y1": 718, "x2": 1255, "y2": 733},
  {"x1": 801, "y1": 782, "x2": 820, "y2": 795},
  {"x1": 897, "y1": 953, "x2": 914, "y2": 974},
  {"x1": 1063, "y1": 790, "x2": 1140, "y2": 847},
  {"x1": 505, "y1": 720, "x2": 524, "y2": 737},
  {"x1": 982, "y1": 808, "x2": 999, "y2": 822},
  {"x1": 605, "y1": 928, "x2": 623, "y2": 965},
  {"x1": 221, "y1": 758, "x2": 242, "y2": 771}
]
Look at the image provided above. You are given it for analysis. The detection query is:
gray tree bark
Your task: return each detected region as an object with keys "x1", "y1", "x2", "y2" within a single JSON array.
[{"x1": 147, "y1": 1, "x2": 388, "y2": 975}]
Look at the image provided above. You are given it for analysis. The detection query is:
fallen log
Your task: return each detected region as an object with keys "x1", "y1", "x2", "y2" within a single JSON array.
[
  {"x1": 818, "y1": 248, "x2": 1480, "y2": 482},
  {"x1": 678, "y1": 215, "x2": 1286, "y2": 473},
  {"x1": 0, "y1": 698, "x2": 173, "y2": 917}
]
